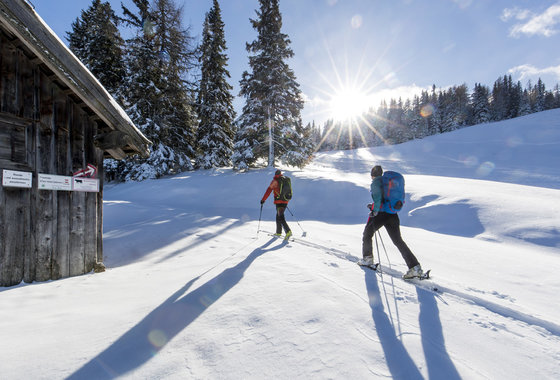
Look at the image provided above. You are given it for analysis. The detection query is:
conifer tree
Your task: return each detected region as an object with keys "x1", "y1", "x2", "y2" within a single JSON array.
[
  {"x1": 196, "y1": 0, "x2": 236, "y2": 169},
  {"x1": 470, "y1": 83, "x2": 490, "y2": 124},
  {"x1": 233, "y1": 0, "x2": 311, "y2": 169},
  {"x1": 67, "y1": 0, "x2": 125, "y2": 101},
  {"x1": 118, "y1": 0, "x2": 198, "y2": 181},
  {"x1": 518, "y1": 88, "x2": 532, "y2": 116},
  {"x1": 533, "y1": 78, "x2": 546, "y2": 112}
]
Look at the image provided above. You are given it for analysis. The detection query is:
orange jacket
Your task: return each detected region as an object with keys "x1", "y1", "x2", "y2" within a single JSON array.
[{"x1": 261, "y1": 174, "x2": 288, "y2": 205}]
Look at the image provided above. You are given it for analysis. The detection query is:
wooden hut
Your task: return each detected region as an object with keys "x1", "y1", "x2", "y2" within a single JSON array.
[{"x1": 0, "y1": 0, "x2": 151, "y2": 286}]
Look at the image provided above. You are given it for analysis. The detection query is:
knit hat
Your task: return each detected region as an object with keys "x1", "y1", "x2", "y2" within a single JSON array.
[
  {"x1": 275, "y1": 169, "x2": 282, "y2": 176},
  {"x1": 371, "y1": 165, "x2": 383, "y2": 177}
]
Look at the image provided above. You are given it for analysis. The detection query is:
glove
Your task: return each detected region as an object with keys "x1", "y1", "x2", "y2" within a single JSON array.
[
  {"x1": 366, "y1": 203, "x2": 372, "y2": 210},
  {"x1": 260, "y1": 199, "x2": 265, "y2": 205},
  {"x1": 369, "y1": 210, "x2": 378, "y2": 217}
]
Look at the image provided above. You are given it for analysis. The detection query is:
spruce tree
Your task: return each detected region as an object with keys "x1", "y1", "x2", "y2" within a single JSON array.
[
  {"x1": 233, "y1": 0, "x2": 311, "y2": 169},
  {"x1": 67, "y1": 0, "x2": 125, "y2": 101},
  {"x1": 196, "y1": 0, "x2": 236, "y2": 169},
  {"x1": 470, "y1": 83, "x2": 490, "y2": 124},
  {"x1": 534, "y1": 78, "x2": 546, "y2": 112},
  {"x1": 118, "y1": 0, "x2": 198, "y2": 181}
]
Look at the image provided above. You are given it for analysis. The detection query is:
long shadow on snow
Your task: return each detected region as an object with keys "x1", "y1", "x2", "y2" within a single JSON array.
[
  {"x1": 66, "y1": 237, "x2": 285, "y2": 380},
  {"x1": 103, "y1": 203, "x2": 247, "y2": 267},
  {"x1": 362, "y1": 268, "x2": 423, "y2": 380},
  {"x1": 417, "y1": 288, "x2": 461, "y2": 379},
  {"x1": 401, "y1": 196, "x2": 485, "y2": 238}
]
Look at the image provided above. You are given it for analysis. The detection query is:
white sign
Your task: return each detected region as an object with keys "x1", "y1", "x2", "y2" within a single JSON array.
[
  {"x1": 38, "y1": 174, "x2": 72, "y2": 191},
  {"x1": 2, "y1": 169, "x2": 32, "y2": 188},
  {"x1": 72, "y1": 177, "x2": 99, "y2": 192}
]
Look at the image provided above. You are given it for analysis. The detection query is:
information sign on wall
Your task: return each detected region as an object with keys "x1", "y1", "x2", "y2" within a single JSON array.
[
  {"x1": 2, "y1": 169, "x2": 32, "y2": 188},
  {"x1": 72, "y1": 177, "x2": 99, "y2": 192},
  {"x1": 38, "y1": 174, "x2": 72, "y2": 191}
]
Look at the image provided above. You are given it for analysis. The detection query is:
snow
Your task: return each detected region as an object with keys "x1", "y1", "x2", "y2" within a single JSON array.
[{"x1": 2, "y1": 110, "x2": 560, "y2": 379}]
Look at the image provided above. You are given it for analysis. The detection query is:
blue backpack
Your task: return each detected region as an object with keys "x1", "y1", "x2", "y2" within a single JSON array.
[{"x1": 380, "y1": 171, "x2": 405, "y2": 214}]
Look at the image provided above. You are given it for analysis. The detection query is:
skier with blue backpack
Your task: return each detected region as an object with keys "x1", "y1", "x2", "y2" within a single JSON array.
[{"x1": 358, "y1": 165, "x2": 424, "y2": 279}]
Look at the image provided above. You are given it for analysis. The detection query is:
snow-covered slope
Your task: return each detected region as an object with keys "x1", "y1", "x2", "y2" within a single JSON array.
[{"x1": 1, "y1": 110, "x2": 559, "y2": 379}]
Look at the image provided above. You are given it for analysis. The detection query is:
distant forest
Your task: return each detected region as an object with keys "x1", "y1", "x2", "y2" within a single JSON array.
[{"x1": 312, "y1": 75, "x2": 560, "y2": 151}]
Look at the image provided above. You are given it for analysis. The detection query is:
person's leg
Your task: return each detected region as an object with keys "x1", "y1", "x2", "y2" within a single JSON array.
[
  {"x1": 362, "y1": 213, "x2": 385, "y2": 259},
  {"x1": 384, "y1": 213, "x2": 419, "y2": 269},
  {"x1": 276, "y1": 205, "x2": 291, "y2": 234}
]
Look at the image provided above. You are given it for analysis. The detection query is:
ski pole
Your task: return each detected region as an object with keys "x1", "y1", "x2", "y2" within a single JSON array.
[
  {"x1": 286, "y1": 206, "x2": 306, "y2": 237},
  {"x1": 377, "y1": 231, "x2": 391, "y2": 267},
  {"x1": 257, "y1": 203, "x2": 263, "y2": 236}
]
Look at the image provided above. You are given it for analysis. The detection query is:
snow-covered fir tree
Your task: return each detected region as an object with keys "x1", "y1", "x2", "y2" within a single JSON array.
[
  {"x1": 470, "y1": 83, "x2": 490, "y2": 124},
  {"x1": 196, "y1": 0, "x2": 236, "y2": 169},
  {"x1": 532, "y1": 78, "x2": 546, "y2": 112},
  {"x1": 233, "y1": 0, "x2": 312, "y2": 170},
  {"x1": 67, "y1": 0, "x2": 125, "y2": 101},
  {"x1": 115, "y1": 0, "x2": 198, "y2": 181}
]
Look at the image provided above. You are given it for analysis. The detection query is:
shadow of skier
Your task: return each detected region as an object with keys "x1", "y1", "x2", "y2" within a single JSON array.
[
  {"x1": 417, "y1": 287, "x2": 461, "y2": 379},
  {"x1": 362, "y1": 268, "x2": 423, "y2": 380},
  {"x1": 66, "y1": 237, "x2": 285, "y2": 380}
]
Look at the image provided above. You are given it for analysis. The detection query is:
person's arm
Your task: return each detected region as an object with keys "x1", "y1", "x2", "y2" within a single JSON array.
[
  {"x1": 261, "y1": 180, "x2": 276, "y2": 203},
  {"x1": 371, "y1": 178, "x2": 383, "y2": 213}
]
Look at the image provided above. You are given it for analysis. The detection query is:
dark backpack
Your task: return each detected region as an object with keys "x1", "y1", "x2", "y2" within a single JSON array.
[
  {"x1": 380, "y1": 171, "x2": 405, "y2": 213},
  {"x1": 277, "y1": 176, "x2": 292, "y2": 201}
]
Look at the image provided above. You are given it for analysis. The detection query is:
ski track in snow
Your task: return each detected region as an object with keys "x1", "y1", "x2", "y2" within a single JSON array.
[{"x1": 279, "y1": 233, "x2": 560, "y2": 339}]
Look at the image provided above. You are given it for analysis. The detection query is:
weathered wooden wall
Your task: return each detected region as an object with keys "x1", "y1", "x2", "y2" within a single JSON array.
[{"x1": 0, "y1": 32, "x2": 103, "y2": 286}]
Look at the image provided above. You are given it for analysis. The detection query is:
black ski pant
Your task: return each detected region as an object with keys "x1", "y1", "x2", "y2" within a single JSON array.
[
  {"x1": 362, "y1": 212, "x2": 419, "y2": 269},
  {"x1": 276, "y1": 204, "x2": 291, "y2": 234}
]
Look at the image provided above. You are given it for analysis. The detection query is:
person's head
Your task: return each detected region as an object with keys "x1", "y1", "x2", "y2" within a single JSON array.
[
  {"x1": 275, "y1": 169, "x2": 282, "y2": 176},
  {"x1": 371, "y1": 165, "x2": 383, "y2": 178}
]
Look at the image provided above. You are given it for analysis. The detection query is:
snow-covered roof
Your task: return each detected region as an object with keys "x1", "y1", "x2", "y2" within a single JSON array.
[{"x1": 0, "y1": 0, "x2": 151, "y2": 158}]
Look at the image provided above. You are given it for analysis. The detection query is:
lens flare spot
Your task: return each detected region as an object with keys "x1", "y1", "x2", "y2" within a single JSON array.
[
  {"x1": 506, "y1": 136, "x2": 523, "y2": 147},
  {"x1": 351, "y1": 14, "x2": 363, "y2": 29},
  {"x1": 148, "y1": 329, "x2": 168, "y2": 349},
  {"x1": 476, "y1": 161, "x2": 495, "y2": 176},
  {"x1": 200, "y1": 295, "x2": 214, "y2": 307},
  {"x1": 461, "y1": 155, "x2": 478, "y2": 168},
  {"x1": 420, "y1": 104, "x2": 435, "y2": 118}
]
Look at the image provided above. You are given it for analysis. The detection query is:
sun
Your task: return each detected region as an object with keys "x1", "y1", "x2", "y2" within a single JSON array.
[{"x1": 329, "y1": 87, "x2": 373, "y2": 121}]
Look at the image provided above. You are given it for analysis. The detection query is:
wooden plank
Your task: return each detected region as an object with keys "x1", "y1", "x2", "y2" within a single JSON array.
[
  {"x1": 82, "y1": 108, "x2": 96, "y2": 273},
  {"x1": 69, "y1": 101, "x2": 85, "y2": 276},
  {"x1": 0, "y1": 35, "x2": 17, "y2": 114},
  {"x1": 1, "y1": 187, "x2": 25, "y2": 286},
  {"x1": 96, "y1": 145, "x2": 104, "y2": 265},
  {"x1": 35, "y1": 93, "x2": 54, "y2": 281},
  {"x1": 52, "y1": 88, "x2": 69, "y2": 279},
  {"x1": 22, "y1": 59, "x2": 37, "y2": 283},
  {"x1": 0, "y1": 183, "x2": 5, "y2": 285},
  {"x1": 19, "y1": 48, "x2": 35, "y2": 120},
  {"x1": 21, "y1": 173, "x2": 32, "y2": 283}
]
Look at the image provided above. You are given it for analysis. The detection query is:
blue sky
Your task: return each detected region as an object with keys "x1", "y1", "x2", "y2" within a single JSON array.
[{"x1": 31, "y1": 0, "x2": 560, "y2": 125}]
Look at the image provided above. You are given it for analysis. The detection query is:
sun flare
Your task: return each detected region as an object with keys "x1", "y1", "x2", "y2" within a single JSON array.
[{"x1": 329, "y1": 87, "x2": 372, "y2": 121}]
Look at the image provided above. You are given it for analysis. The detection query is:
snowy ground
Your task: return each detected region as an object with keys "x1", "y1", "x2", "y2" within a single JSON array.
[{"x1": 1, "y1": 110, "x2": 560, "y2": 379}]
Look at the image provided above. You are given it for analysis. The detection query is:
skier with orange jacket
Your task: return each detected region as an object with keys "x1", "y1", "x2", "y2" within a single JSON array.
[{"x1": 261, "y1": 170, "x2": 292, "y2": 240}]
